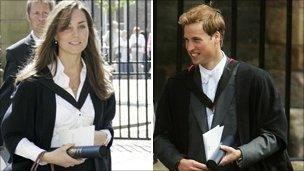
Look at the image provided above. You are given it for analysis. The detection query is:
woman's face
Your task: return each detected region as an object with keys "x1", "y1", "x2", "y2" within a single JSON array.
[{"x1": 56, "y1": 9, "x2": 89, "y2": 58}]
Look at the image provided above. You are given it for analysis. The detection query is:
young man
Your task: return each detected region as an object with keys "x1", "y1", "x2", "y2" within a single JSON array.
[
  {"x1": 0, "y1": 0, "x2": 55, "y2": 156},
  {"x1": 154, "y1": 4, "x2": 293, "y2": 171}
]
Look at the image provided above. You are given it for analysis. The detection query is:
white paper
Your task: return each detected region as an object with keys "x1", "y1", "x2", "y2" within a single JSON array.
[
  {"x1": 58, "y1": 125, "x2": 95, "y2": 146},
  {"x1": 202, "y1": 125, "x2": 224, "y2": 160}
]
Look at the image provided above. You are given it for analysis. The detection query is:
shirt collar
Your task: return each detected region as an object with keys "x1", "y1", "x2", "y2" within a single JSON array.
[
  {"x1": 49, "y1": 57, "x2": 87, "y2": 89},
  {"x1": 30, "y1": 31, "x2": 41, "y2": 44},
  {"x1": 199, "y1": 51, "x2": 227, "y2": 84}
]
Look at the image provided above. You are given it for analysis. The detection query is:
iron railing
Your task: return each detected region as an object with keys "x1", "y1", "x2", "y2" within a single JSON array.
[{"x1": 89, "y1": 0, "x2": 152, "y2": 140}]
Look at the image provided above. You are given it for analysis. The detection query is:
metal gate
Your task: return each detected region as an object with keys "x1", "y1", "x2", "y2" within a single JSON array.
[{"x1": 88, "y1": 0, "x2": 152, "y2": 140}]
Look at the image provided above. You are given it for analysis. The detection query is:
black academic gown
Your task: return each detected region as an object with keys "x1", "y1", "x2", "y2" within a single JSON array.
[
  {"x1": 154, "y1": 61, "x2": 293, "y2": 171},
  {"x1": 0, "y1": 34, "x2": 35, "y2": 145},
  {"x1": 1, "y1": 68, "x2": 116, "y2": 171}
]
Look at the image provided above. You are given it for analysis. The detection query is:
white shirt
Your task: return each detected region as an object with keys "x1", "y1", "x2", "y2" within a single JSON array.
[
  {"x1": 118, "y1": 37, "x2": 128, "y2": 62},
  {"x1": 15, "y1": 58, "x2": 111, "y2": 163},
  {"x1": 30, "y1": 31, "x2": 41, "y2": 45},
  {"x1": 129, "y1": 33, "x2": 146, "y2": 53},
  {"x1": 199, "y1": 51, "x2": 227, "y2": 129}
]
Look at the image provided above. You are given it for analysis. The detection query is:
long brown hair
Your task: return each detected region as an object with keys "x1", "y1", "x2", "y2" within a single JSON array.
[{"x1": 16, "y1": 1, "x2": 114, "y2": 100}]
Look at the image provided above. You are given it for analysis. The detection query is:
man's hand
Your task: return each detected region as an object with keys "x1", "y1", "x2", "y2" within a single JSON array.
[
  {"x1": 219, "y1": 145, "x2": 242, "y2": 166},
  {"x1": 178, "y1": 159, "x2": 208, "y2": 171}
]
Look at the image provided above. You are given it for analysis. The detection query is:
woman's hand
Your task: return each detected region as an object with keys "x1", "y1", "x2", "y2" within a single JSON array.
[
  {"x1": 42, "y1": 143, "x2": 85, "y2": 168},
  {"x1": 94, "y1": 131, "x2": 108, "y2": 146},
  {"x1": 219, "y1": 145, "x2": 242, "y2": 166}
]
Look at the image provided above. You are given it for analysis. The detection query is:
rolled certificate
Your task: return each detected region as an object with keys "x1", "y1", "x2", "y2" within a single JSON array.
[
  {"x1": 66, "y1": 146, "x2": 109, "y2": 159},
  {"x1": 206, "y1": 135, "x2": 235, "y2": 170}
]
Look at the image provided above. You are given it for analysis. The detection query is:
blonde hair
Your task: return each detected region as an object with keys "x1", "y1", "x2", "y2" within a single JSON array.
[
  {"x1": 17, "y1": 1, "x2": 114, "y2": 100},
  {"x1": 178, "y1": 4, "x2": 225, "y2": 46},
  {"x1": 26, "y1": 0, "x2": 55, "y2": 15}
]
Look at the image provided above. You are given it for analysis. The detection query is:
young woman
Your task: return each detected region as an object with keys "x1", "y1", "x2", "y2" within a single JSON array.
[{"x1": 2, "y1": 1, "x2": 115, "y2": 170}]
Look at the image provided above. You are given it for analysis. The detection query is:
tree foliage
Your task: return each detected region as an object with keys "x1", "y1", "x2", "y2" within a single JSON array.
[{"x1": 95, "y1": 0, "x2": 136, "y2": 12}]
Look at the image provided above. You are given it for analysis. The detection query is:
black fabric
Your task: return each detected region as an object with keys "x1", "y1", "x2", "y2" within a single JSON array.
[
  {"x1": 184, "y1": 66, "x2": 213, "y2": 109},
  {"x1": 153, "y1": 61, "x2": 293, "y2": 171},
  {"x1": 235, "y1": 63, "x2": 293, "y2": 171},
  {"x1": 1, "y1": 69, "x2": 116, "y2": 171},
  {"x1": 184, "y1": 58, "x2": 239, "y2": 110},
  {"x1": 0, "y1": 79, "x2": 14, "y2": 146},
  {"x1": 37, "y1": 68, "x2": 91, "y2": 110},
  {"x1": 3, "y1": 34, "x2": 35, "y2": 80},
  {"x1": 53, "y1": 159, "x2": 95, "y2": 171},
  {"x1": 0, "y1": 34, "x2": 35, "y2": 146},
  {"x1": 11, "y1": 159, "x2": 95, "y2": 171},
  {"x1": 186, "y1": 60, "x2": 240, "y2": 171}
]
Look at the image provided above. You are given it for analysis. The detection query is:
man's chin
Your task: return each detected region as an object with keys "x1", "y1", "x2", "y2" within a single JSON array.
[{"x1": 191, "y1": 60, "x2": 200, "y2": 65}]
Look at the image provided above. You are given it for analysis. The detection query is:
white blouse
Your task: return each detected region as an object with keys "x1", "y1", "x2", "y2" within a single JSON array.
[{"x1": 15, "y1": 58, "x2": 111, "y2": 163}]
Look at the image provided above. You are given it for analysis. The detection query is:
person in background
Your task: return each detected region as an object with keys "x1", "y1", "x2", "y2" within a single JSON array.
[
  {"x1": 2, "y1": 1, "x2": 115, "y2": 170},
  {"x1": 0, "y1": 0, "x2": 55, "y2": 164},
  {"x1": 3, "y1": 0, "x2": 55, "y2": 82},
  {"x1": 118, "y1": 30, "x2": 130, "y2": 74},
  {"x1": 103, "y1": 20, "x2": 120, "y2": 62},
  {"x1": 129, "y1": 26, "x2": 146, "y2": 74},
  {"x1": 154, "y1": 4, "x2": 293, "y2": 171},
  {"x1": 147, "y1": 32, "x2": 152, "y2": 73}
]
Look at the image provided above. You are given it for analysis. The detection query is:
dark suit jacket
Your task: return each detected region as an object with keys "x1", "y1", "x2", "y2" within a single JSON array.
[
  {"x1": 3, "y1": 34, "x2": 35, "y2": 80},
  {"x1": 154, "y1": 62, "x2": 293, "y2": 171},
  {"x1": 1, "y1": 68, "x2": 116, "y2": 171},
  {"x1": 3, "y1": 34, "x2": 35, "y2": 81},
  {"x1": 0, "y1": 34, "x2": 35, "y2": 145}
]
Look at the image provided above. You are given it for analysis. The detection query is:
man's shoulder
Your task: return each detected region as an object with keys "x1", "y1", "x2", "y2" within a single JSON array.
[
  {"x1": 6, "y1": 34, "x2": 32, "y2": 52},
  {"x1": 168, "y1": 70, "x2": 190, "y2": 81},
  {"x1": 237, "y1": 61, "x2": 271, "y2": 82},
  {"x1": 164, "y1": 68, "x2": 195, "y2": 92}
]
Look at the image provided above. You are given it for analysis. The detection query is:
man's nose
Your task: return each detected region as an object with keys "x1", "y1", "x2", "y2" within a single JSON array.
[
  {"x1": 186, "y1": 41, "x2": 194, "y2": 51},
  {"x1": 38, "y1": 14, "x2": 46, "y2": 22}
]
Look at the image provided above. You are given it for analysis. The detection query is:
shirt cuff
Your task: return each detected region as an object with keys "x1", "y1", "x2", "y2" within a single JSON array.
[
  {"x1": 99, "y1": 129, "x2": 112, "y2": 146},
  {"x1": 15, "y1": 138, "x2": 47, "y2": 165}
]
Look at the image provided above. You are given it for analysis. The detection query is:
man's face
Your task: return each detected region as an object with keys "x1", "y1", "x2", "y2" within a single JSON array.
[
  {"x1": 27, "y1": 2, "x2": 51, "y2": 37},
  {"x1": 184, "y1": 22, "x2": 217, "y2": 66}
]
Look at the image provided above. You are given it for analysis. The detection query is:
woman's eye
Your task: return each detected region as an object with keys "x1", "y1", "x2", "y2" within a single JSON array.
[
  {"x1": 79, "y1": 25, "x2": 86, "y2": 29},
  {"x1": 64, "y1": 26, "x2": 72, "y2": 31}
]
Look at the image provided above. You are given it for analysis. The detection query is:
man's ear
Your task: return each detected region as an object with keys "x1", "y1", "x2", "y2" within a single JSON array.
[
  {"x1": 212, "y1": 31, "x2": 221, "y2": 44},
  {"x1": 26, "y1": 12, "x2": 30, "y2": 23}
]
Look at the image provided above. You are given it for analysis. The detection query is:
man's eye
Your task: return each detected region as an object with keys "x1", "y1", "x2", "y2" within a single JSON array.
[
  {"x1": 193, "y1": 39, "x2": 201, "y2": 43},
  {"x1": 42, "y1": 12, "x2": 49, "y2": 17}
]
